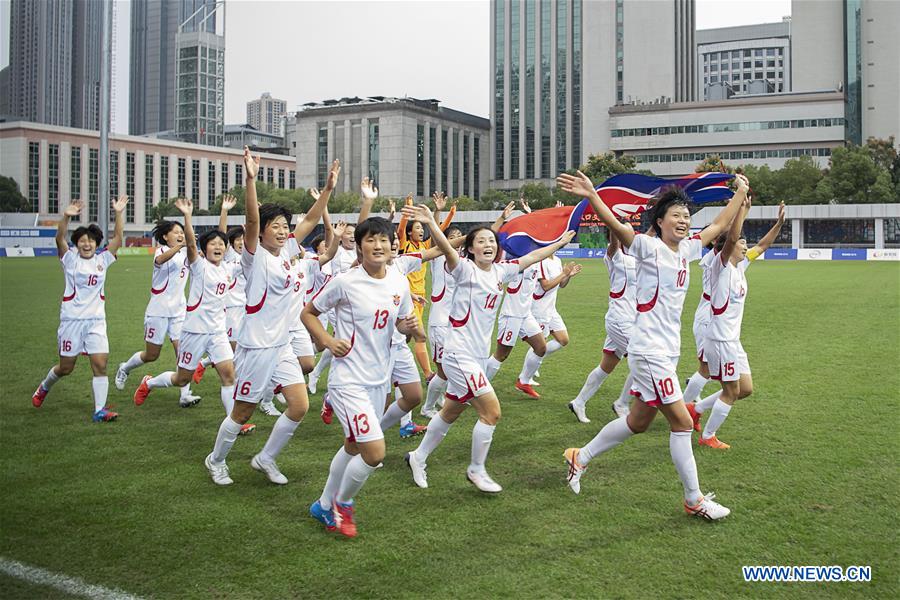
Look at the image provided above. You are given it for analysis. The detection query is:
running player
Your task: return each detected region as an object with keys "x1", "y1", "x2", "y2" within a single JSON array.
[
  {"x1": 203, "y1": 148, "x2": 339, "y2": 487},
  {"x1": 133, "y1": 198, "x2": 238, "y2": 420},
  {"x1": 115, "y1": 211, "x2": 199, "y2": 406},
  {"x1": 33, "y1": 196, "x2": 128, "y2": 422},
  {"x1": 302, "y1": 217, "x2": 417, "y2": 538},
  {"x1": 404, "y1": 204, "x2": 575, "y2": 493},
  {"x1": 558, "y1": 169, "x2": 748, "y2": 520},
  {"x1": 688, "y1": 201, "x2": 785, "y2": 448},
  {"x1": 567, "y1": 226, "x2": 636, "y2": 423}
]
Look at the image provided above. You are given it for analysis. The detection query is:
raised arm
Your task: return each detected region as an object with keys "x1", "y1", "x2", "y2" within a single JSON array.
[
  {"x1": 432, "y1": 191, "x2": 445, "y2": 225},
  {"x1": 749, "y1": 201, "x2": 785, "y2": 258},
  {"x1": 318, "y1": 221, "x2": 346, "y2": 266},
  {"x1": 699, "y1": 173, "x2": 749, "y2": 247},
  {"x1": 721, "y1": 195, "x2": 750, "y2": 262},
  {"x1": 557, "y1": 171, "x2": 635, "y2": 247},
  {"x1": 217, "y1": 194, "x2": 236, "y2": 232},
  {"x1": 397, "y1": 193, "x2": 413, "y2": 246},
  {"x1": 295, "y1": 160, "x2": 340, "y2": 241},
  {"x1": 57, "y1": 200, "x2": 83, "y2": 258},
  {"x1": 358, "y1": 177, "x2": 378, "y2": 223},
  {"x1": 420, "y1": 234, "x2": 466, "y2": 262},
  {"x1": 322, "y1": 206, "x2": 334, "y2": 249},
  {"x1": 242, "y1": 147, "x2": 261, "y2": 254},
  {"x1": 516, "y1": 229, "x2": 576, "y2": 271},
  {"x1": 174, "y1": 198, "x2": 198, "y2": 264},
  {"x1": 492, "y1": 201, "x2": 515, "y2": 232},
  {"x1": 106, "y1": 195, "x2": 129, "y2": 257},
  {"x1": 438, "y1": 203, "x2": 457, "y2": 232},
  {"x1": 606, "y1": 226, "x2": 621, "y2": 258},
  {"x1": 402, "y1": 204, "x2": 459, "y2": 271}
]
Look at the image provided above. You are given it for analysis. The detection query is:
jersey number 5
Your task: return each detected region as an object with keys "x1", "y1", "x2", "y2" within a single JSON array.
[{"x1": 373, "y1": 309, "x2": 389, "y2": 329}]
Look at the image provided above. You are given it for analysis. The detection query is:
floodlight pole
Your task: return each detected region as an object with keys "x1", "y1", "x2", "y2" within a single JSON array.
[{"x1": 98, "y1": 0, "x2": 113, "y2": 238}]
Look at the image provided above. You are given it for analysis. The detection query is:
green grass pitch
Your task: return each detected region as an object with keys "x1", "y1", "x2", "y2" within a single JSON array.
[{"x1": 1, "y1": 256, "x2": 898, "y2": 599}]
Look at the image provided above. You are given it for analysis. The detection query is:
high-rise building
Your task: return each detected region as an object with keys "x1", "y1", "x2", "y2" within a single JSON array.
[
  {"x1": 246, "y1": 93, "x2": 287, "y2": 137},
  {"x1": 129, "y1": 0, "x2": 221, "y2": 140},
  {"x1": 490, "y1": 0, "x2": 695, "y2": 189},
  {"x1": 5, "y1": 0, "x2": 104, "y2": 130}
]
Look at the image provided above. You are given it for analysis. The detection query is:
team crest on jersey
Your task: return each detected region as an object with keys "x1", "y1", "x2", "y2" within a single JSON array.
[
  {"x1": 497, "y1": 282, "x2": 503, "y2": 291},
  {"x1": 393, "y1": 294, "x2": 401, "y2": 306},
  {"x1": 283, "y1": 260, "x2": 291, "y2": 271},
  {"x1": 681, "y1": 258, "x2": 687, "y2": 267},
  {"x1": 97, "y1": 265, "x2": 104, "y2": 272}
]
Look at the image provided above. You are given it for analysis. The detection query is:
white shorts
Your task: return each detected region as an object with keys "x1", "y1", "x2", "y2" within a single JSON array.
[
  {"x1": 390, "y1": 342, "x2": 420, "y2": 387},
  {"x1": 144, "y1": 315, "x2": 184, "y2": 345},
  {"x1": 225, "y1": 307, "x2": 243, "y2": 342},
  {"x1": 704, "y1": 339, "x2": 751, "y2": 382},
  {"x1": 329, "y1": 384, "x2": 386, "y2": 443},
  {"x1": 290, "y1": 328, "x2": 315, "y2": 358},
  {"x1": 603, "y1": 318, "x2": 633, "y2": 359},
  {"x1": 428, "y1": 325, "x2": 447, "y2": 364},
  {"x1": 693, "y1": 317, "x2": 710, "y2": 361},
  {"x1": 628, "y1": 354, "x2": 683, "y2": 406},
  {"x1": 233, "y1": 343, "x2": 304, "y2": 404},
  {"x1": 536, "y1": 309, "x2": 566, "y2": 335},
  {"x1": 496, "y1": 314, "x2": 542, "y2": 348},
  {"x1": 177, "y1": 331, "x2": 233, "y2": 370},
  {"x1": 58, "y1": 319, "x2": 108, "y2": 357},
  {"x1": 442, "y1": 352, "x2": 493, "y2": 403}
]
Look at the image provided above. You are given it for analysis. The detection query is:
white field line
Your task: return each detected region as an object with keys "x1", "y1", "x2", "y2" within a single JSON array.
[{"x1": 0, "y1": 557, "x2": 143, "y2": 600}]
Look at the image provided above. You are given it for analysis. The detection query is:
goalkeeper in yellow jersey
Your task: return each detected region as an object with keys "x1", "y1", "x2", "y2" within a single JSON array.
[{"x1": 397, "y1": 192, "x2": 457, "y2": 378}]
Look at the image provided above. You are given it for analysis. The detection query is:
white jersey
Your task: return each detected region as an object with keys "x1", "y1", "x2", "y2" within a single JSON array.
[
  {"x1": 625, "y1": 233, "x2": 703, "y2": 357},
  {"x1": 183, "y1": 257, "x2": 230, "y2": 334},
  {"x1": 692, "y1": 248, "x2": 719, "y2": 326},
  {"x1": 604, "y1": 249, "x2": 638, "y2": 325},
  {"x1": 237, "y1": 246, "x2": 296, "y2": 349},
  {"x1": 428, "y1": 253, "x2": 458, "y2": 327},
  {"x1": 531, "y1": 256, "x2": 562, "y2": 318},
  {"x1": 332, "y1": 245, "x2": 357, "y2": 276},
  {"x1": 145, "y1": 246, "x2": 188, "y2": 318},
  {"x1": 283, "y1": 237, "x2": 320, "y2": 332},
  {"x1": 706, "y1": 256, "x2": 750, "y2": 342},
  {"x1": 389, "y1": 253, "x2": 424, "y2": 345},
  {"x1": 444, "y1": 259, "x2": 521, "y2": 358},
  {"x1": 499, "y1": 262, "x2": 540, "y2": 318},
  {"x1": 224, "y1": 247, "x2": 246, "y2": 308},
  {"x1": 59, "y1": 249, "x2": 116, "y2": 321},
  {"x1": 311, "y1": 265, "x2": 413, "y2": 387}
]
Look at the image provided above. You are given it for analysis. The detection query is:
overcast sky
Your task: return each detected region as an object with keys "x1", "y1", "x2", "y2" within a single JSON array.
[{"x1": 1, "y1": 0, "x2": 792, "y2": 133}]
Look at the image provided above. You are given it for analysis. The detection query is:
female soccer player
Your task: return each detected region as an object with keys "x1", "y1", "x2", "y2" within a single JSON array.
[
  {"x1": 302, "y1": 217, "x2": 417, "y2": 538},
  {"x1": 115, "y1": 211, "x2": 199, "y2": 406},
  {"x1": 681, "y1": 233, "x2": 720, "y2": 405},
  {"x1": 33, "y1": 195, "x2": 128, "y2": 422},
  {"x1": 567, "y1": 227, "x2": 636, "y2": 423},
  {"x1": 396, "y1": 192, "x2": 457, "y2": 379},
  {"x1": 203, "y1": 148, "x2": 339, "y2": 487},
  {"x1": 557, "y1": 169, "x2": 749, "y2": 520},
  {"x1": 403, "y1": 204, "x2": 575, "y2": 493},
  {"x1": 133, "y1": 198, "x2": 237, "y2": 415},
  {"x1": 688, "y1": 201, "x2": 785, "y2": 448}
]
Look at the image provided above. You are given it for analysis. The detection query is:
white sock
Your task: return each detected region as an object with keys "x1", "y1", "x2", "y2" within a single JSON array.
[
  {"x1": 413, "y1": 413, "x2": 452, "y2": 462},
  {"x1": 311, "y1": 349, "x2": 332, "y2": 379},
  {"x1": 545, "y1": 339, "x2": 563, "y2": 355},
  {"x1": 670, "y1": 430, "x2": 702, "y2": 504},
  {"x1": 122, "y1": 351, "x2": 144, "y2": 373},
  {"x1": 200, "y1": 356, "x2": 213, "y2": 368},
  {"x1": 400, "y1": 411, "x2": 412, "y2": 427},
  {"x1": 579, "y1": 416, "x2": 634, "y2": 464},
  {"x1": 573, "y1": 365, "x2": 611, "y2": 407},
  {"x1": 696, "y1": 390, "x2": 722, "y2": 414},
  {"x1": 518, "y1": 348, "x2": 543, "y2": 384},
  {"x1": 469, "y1": 420, "x2": 496, "y2": 473},
  {"x1": 319, "y1": 447, "x2": 354, "y2": 510},
  {"x1": 41, "y1": 367, "x2": 61, "y2": 391},
  {"x1": 179, "y1": 385, "x2": 193, "y2": 399},
  {"x1": 91, "y1": 376, "x2": 108, "y2": 412},
  {"x1": 211, "y1": 416, "x2": 242, "y2": 464},
  {"x1": 683, "y1": 372, "x2": 710, "y2": 404},
  {"x1": 147, "y1": 372, "x2": 174, "y2": 389},
  {"x1": 380, "y1": 401, "x2": 407, "y2": 431},
  {"x1": 258, "y1": 414, "x2": 301, "y2": 462},
  {"x1": 336, "y1": 454, "x2": 377, "y2": 505},
  {"x1": 424, "y1": 374, "x2": 447, "y2": 412},
  {"x1": 485, "y1": 356, "x2": 502, "y2": 380},
  {"x1": 220, "y1": 385, "x2": 235, "y2": 415},
  {"x1": 702, "y1": 399, "x2": 733, "y2": 439},
  {"x1": 614, "y1": 373, "x2": 634, "y2": 408}
]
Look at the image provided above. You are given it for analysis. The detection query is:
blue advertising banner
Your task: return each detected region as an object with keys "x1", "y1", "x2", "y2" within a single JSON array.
[
  {"x1": 831, "y1": 248, "x2": 867, "y2": 260},
  {"x1": 764, "y1": 249, "x2": 798, "y2": 260}
]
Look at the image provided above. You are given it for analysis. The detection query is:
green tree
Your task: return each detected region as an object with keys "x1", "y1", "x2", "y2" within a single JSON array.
[
  {"x1": 0, "y1": 175, "x2": 30, "y2": 212},
  {"x1": 452, "y1": 195, "x2": 478, "y2": 211},
  {"x1": 518, "y1": 182, "x2": 553, "y2": 209},
  {"x1": 479, "y1": 188, "x2": 513, "y2": 210},
  {"x1": 735, "y1": 164, "x2": 778, "y2": 204},
  {"x1": 694, "y1": 154, "x2": 734, "y2": 174},
  {"x1": 820, "y1": 145, "x2": 891, "y2": 203},
  {"x1": 775, "y1": 155, "x2": 824, "y2": 204},
  {"x1": 579, "y1": 152, "x2": 641, "y2": 182}
]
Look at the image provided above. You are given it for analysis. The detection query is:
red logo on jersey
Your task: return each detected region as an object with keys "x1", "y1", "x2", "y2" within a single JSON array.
[
  {"x1": 681, "y1": 258, "x2": 687, "y2": 267},
  {"x1": 497, "y1": 282, "x2": 503, "y2": 291},
  {"x1": 393, "y1": 294, "x2": 401, "y2": 306},
  {"x1": 283, "y1": 260, "x2": 291, "y2": 271},
  {"x1": 97, "y1": 265, "x2": 104, "y2": 272},
  {"x1": 298, "y1": 272, "x2": 304, "y2": 279}
]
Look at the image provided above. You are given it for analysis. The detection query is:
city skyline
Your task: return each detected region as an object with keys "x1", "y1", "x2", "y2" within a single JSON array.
[{"x1": 2, "y1": 0, "x2": 792, "y2": 134}]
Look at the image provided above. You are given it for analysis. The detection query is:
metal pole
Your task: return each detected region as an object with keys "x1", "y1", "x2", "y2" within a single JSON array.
[{"x1": 98, "y1": 0, "x2": 113, "y2": 237}]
